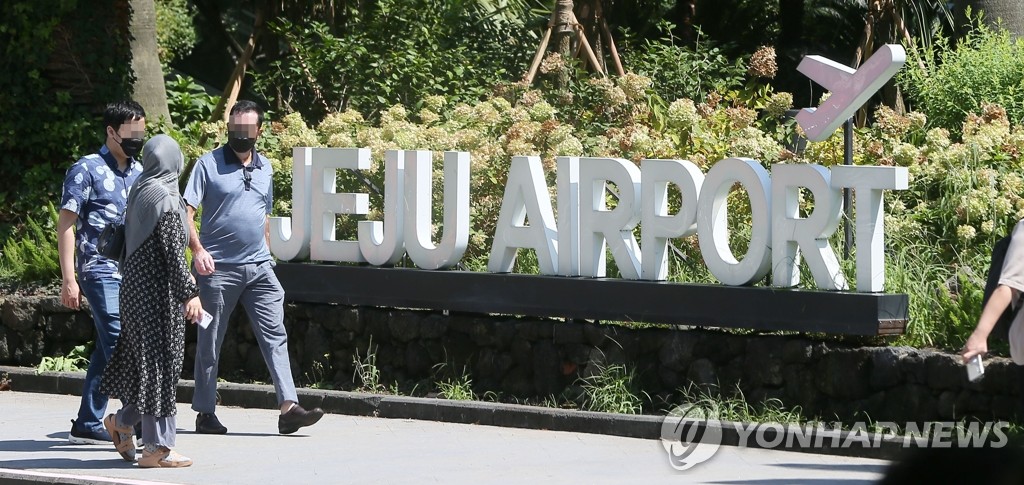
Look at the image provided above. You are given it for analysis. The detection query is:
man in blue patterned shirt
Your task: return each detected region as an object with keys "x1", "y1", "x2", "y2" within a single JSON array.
[{"x1": 57, "y1": 101, "x2": 145, "y2": 444}]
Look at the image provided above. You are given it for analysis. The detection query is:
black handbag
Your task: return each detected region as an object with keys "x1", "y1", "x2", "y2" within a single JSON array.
[{"x1": 97, "y1": 221, "x2": 126, "y2": 261}]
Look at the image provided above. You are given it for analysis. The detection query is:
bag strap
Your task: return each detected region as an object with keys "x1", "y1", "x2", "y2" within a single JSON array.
[{"x1": 116, "y1": 169, "x2": 130, "y2": 224}]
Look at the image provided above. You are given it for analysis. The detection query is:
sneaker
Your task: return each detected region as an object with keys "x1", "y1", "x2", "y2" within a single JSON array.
[
  {"x1": 69, "y1": 419, "x2": 112, "y2": 445},
  {"x1": 278, "y1": 404, "x2": 324, "y2": 434},
  {"x1": 138, "y1": 445, "x2": 192, "y2": 468},
  {"x1": 195, "y1": 412, "x2": 228, "y2": 434}
]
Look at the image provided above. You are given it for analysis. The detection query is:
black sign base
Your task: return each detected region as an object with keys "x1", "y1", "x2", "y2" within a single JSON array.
[{"x1": 274, "y1": 263, "x2": 908, "y2": 336}]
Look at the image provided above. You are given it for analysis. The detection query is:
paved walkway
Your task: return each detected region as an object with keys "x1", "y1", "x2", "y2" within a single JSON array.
[{"x1": 0, "y1": 391, "x2": 890, "y2": 484}]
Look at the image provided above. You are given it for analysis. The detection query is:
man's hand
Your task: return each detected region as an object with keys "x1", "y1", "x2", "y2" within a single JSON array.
[
  {"x1": 61, "y1": 279, "x2": 81, "y2": 310},
  {"x1": 193, "y1": 248, "x2": 216, "y2": 275},
  {"x1": 961, "y1": 332, "x2": 989, "y2": 364}
]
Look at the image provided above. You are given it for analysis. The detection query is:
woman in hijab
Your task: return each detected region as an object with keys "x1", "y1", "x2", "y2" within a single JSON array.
[{"x1": 100, "y1": 134, "x2": 203, "y2": 468}]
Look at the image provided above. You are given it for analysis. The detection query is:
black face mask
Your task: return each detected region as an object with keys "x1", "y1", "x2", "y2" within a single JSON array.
[
  {"x1": 228, "y1": 136, "x2": 257, "y2": 154},
  {"x1": 118, "y1": 136, "x2": 144, "y2": 159}
]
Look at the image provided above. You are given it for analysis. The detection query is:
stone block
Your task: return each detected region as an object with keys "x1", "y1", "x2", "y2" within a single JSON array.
[
  {"x1": 868, "y1": 347, "x2": 908, "y2": 390},
  {"x1": 815, "y1": 350, "x2": 871, "y2": 400},
  {"x1": 658, "y1": 331, "x2": 695, "y2": 372},
  {"x1": 2, "y1": 297, "x2": 38, "y2": 332}
]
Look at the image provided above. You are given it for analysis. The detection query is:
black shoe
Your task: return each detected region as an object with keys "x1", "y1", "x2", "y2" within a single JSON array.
[
  {"x1": 196, "y1": 412, "x2": 228, "y2": 434},
  {"x1": 134, "y1": 422, "x2": 143, "y2": 441},
  {"x1": 278, "y1": 405, "x2": 324, "y2": 434},
  {"x1": 69, "y1": 419, "x2": 112, "y2": 444}
]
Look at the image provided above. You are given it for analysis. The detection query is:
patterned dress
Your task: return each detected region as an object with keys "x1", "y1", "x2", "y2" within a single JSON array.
[{"x1": 101, "y1": 211, "x2": 198, "y2": 417}]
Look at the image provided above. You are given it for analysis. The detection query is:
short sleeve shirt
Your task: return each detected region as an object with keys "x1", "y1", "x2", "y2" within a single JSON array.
[
  {"x1": 60, "y1": 145, "x2": 142, "y2": 280},
  {"x1": 183, "y1": 146, "x2": 273, "y2": 264}
]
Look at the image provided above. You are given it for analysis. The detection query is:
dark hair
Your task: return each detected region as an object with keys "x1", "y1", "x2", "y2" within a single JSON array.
[
  {"x1": 229, "y1": 100, "x2": 264, "y2": 127},
  {"x1": 103, "y1": 100, "x2": 145, "y2": 132}
]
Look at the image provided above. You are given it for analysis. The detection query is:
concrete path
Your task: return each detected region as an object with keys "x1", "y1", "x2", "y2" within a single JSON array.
[{"x1": 0, "y1": 391, "x2": 889, "y2": 485}]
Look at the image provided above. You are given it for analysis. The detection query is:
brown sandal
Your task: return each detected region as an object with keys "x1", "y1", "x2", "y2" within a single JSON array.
[
  {"x1": 138, "y1": 446, "x2": 192, "y2": 468},
  {"x1": 103, "y1": 414, "x2": 136, "y2": 462}
]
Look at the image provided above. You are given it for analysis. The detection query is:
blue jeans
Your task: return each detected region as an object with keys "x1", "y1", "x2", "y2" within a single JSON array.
[{"x1": 75, "y1": 276, "x2": 122, "y2": 430}]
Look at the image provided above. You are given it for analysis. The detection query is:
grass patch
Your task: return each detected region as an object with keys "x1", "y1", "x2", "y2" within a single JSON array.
[
  {"x1": 673, "y1": 383, "x2": 809, "y2": 425},
  {"x1": 352, "y1": 337, "x2": 386, "y2": 393},
  {"x1": 304, "y1": 352, "x2": 335, "y2": 390},
  {"x1": 577, "y1": 363, "x2": 647, "y2": 415}
]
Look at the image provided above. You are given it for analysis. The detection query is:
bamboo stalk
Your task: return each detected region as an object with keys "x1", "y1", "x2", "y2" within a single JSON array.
[
  {"x1": 571, "y1": 12, "x2": 605, "y2": 75},
  {"x1": 601, "y1": 18, "x2": 625, "y2": 76},
  {"x1": 523, "y1": 25, "x2": 553, "y2": 84}
]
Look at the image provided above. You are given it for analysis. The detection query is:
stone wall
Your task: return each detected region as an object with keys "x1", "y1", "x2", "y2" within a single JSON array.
[{"x1": 3, "y1": 293, "x2": 1020, "y2": 423}]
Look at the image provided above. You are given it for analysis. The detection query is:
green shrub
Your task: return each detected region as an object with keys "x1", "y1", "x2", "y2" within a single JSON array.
[
  {"x1": 858, "y1": 103, "x2": 1024, "y2": 262},
  {"x1": 155, "y1": 0, "x2": 197, "y2": 64},
  {"x1": 621, "y1": 23, "x2": 747, "y2": 104},
  {"x1": 252, "y1": 0, "x2": 535, "y2": 125},
  {"x1": 1, "y1": 203, "x2": 60, "y2": 284},
  {"x1": 899, "y1": 18, "x2": 1024, "y2": 137},
  {"x1": 36, "y1": 344, "x2": 90, "y2": 374},
  {"x1": 165, "y1": 74, "x2": 220, "y2": 130}
]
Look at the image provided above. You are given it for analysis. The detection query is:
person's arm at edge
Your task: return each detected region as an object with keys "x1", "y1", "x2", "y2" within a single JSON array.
[
  {"x1": 962, "y1": 285, "x2": 1014, "y2": 362},
  {"x1": 186, "y1": 205, "x2": 215, "y2": 275},
  {"x1": 57, "y1": 209, "x2": 80, "y2": 310},
  {"x1": 184, "y1": 155, "x2": 214, "y2": 275},
  {"x1": 265, "y1": 156, "x2": 273, "y2": 256}
]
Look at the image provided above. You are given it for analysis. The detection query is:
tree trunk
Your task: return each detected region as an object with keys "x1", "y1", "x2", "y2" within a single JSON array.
[
  {"x1": 556, "y1": 0, "x2": 574, "y2": 90},
  {"x1": 958, "y1": 0, "x2": 1024, "y2": 37},
  {"x1": 129, "y1": 0, "x2": 171, "y2": 123}
]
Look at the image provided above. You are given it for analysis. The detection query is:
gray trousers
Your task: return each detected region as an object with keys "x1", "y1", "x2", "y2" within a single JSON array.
[
  {"x1": 191, "y1": 260, "x2": 297, "y2": 413},
  {"x1": 116, "y1": 404, "x2": 176, "y2": 447}
]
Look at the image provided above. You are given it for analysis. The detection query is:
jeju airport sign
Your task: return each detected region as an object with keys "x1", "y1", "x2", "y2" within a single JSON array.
[
  {"x1": 269, "y1": 45, "x2": 909, "y2": 335},
  {"x1": 270, "y1": 151, "x2": 907, "y2": 293}
]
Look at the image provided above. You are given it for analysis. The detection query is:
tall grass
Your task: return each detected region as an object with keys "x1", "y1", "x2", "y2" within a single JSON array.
[
  {"x1": 578, "y1": 363, "x2": 647, "y2": 414},
  {"x1": 886, "y1": 235, "x2": 990, "y2": 351},
  {"x1": 352, "y1": 337, "x2": 386, "y2": 393},
  {"x1": 675, "y1": 383, "x2": 809, "y2": 425}
]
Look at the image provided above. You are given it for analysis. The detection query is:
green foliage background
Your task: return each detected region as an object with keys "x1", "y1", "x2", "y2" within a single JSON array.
[
  {"x1": 0, "y1": 203, "x2": 60, "y2": 282},
  {"x1": 899, "y1": 20, "x2": 1024, "y2": 137},
  {"x1": 0, "y1": 0, "x2": 133, "y2": 231},
  {"x1": 253, "y1": 0, "x2": 536, "y2": 124},
  {"x1": 3, "y1": 1, "x2": 1024, "y2": 356},
  {"x1": 155, "y1": 0, "x2": 198, "y2": 64}
]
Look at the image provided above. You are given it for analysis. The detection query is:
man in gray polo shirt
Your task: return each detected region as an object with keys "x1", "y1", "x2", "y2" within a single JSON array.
[{"x1": 184, "y1": 100, "x2": 323, "y2": 435}]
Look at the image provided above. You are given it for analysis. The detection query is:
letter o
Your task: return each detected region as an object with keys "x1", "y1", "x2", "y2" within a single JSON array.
[{"x1": 696, "y1": 158, "x2": 772, "y2": 286}]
